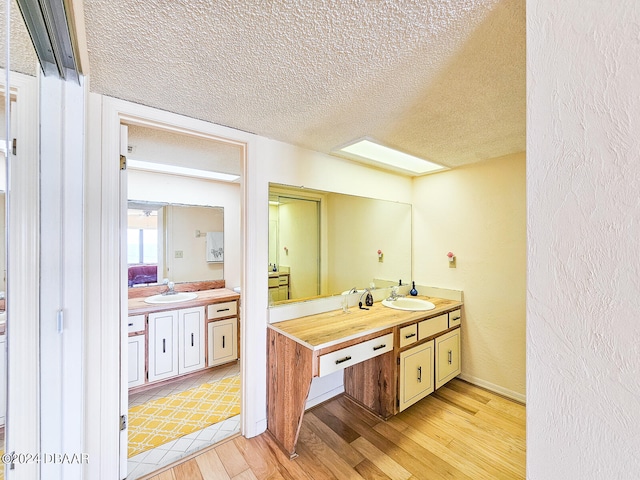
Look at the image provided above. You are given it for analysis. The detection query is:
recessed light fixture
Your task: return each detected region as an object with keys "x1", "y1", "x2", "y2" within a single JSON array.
[
  {"x1": 127, "y1": 159, "x2": 240, "y2": 183},
  {"x1": 334, "y1": 138, "x2": 446, "y2": 176}
]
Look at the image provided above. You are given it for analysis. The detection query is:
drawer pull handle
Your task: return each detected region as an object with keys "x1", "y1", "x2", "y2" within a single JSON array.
[
  {"x1": 452, "y1": 317, "x2": 460, "y2": 322},
  {"x1": 448, "y1": 350, "x2": 453, "y2": 364},
  {"x1": 335, "y1": 356, "x2": 352, "y2": 365},
  {"x1": 128, "y1": 323, "x2": 134, "y2": 327},
  {"x1": 162, "y1": 338, "x2": 166, "y2": 353},
  {"x1": 222, "y1": 335, "x2": 226, "y2": 349},
  {"x1": 217, "y1": 308, "x2": 230, "y2": 313},
  {"x1": 373, "y1": 344, "x2": 386, "y2": 351},
  {"x1": 404, "y1": 333, "x2": 416, "y2": 339},
  {"x1": 191, "y1": 333, "x2": 194, "y2": 347},
  {"x1": 418, "y1": 366, "x2": 422, "y2": 382}
]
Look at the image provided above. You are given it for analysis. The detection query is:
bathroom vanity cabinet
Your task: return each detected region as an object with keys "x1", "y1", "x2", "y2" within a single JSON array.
[
  {"x1": 127, "y1": 288, "x2": 240, "y2": 391},
  {"x1": 267, "y1": 298, "x2": 462, "y2": 457},
  {"x1": 147, "y1": 306, "x2": 206, "y2": 382},
  {"x1": 207, "y1": 300, "x2": 238, "y2": 367},
  {"x1": 268, "y1": 272, "x2": 290, "y2": 302}
]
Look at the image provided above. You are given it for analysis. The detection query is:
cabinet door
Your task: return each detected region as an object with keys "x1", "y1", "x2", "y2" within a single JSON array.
[
  {"x1": 148, "y1": 311, "x2": 179, "y2": 382},
  {"x1": 435, "y1": 328, "x2": 461, "y2": 389},
  {"x1": 179, "y1": 306, "x2": 205, "y2": 374},
  {"x1": 208, "y1": 318, "x2": 237, "y2": 367},
  {"x1": 398, "y1": 340, "x2": 434, "y2": 412},
  {"x1": 128, "y1": 335, "x2": 145, "y2": 388},
  {"x1": 277, "y1": 285, "x2": 288, "y2": 301}
]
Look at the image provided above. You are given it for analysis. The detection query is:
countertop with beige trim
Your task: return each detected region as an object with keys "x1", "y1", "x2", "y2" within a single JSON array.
[
  {"x1": 128, "y1": 288, "x2": 240, "y2": 316},
  {"x1": 268, "y1": 295, "x2": 462, "y2": 351}
]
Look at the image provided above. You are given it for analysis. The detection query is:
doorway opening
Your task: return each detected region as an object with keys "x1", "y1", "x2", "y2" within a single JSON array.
[{"x1": 121, "y1": 123, "x2": 243, "y2": 479}]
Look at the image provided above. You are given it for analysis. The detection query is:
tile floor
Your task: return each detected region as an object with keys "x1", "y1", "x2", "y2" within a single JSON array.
[{"x1": 126, "y1": 362, "x2": 240, "y2": 479}]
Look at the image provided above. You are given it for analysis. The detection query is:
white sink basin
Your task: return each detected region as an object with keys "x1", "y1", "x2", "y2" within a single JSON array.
[
  {"x1": 382, "y1": 297, "x2": 436, "y2": 311},
  {"x1": 144, "y1": 292, "x2": 198, "y2": 304}
]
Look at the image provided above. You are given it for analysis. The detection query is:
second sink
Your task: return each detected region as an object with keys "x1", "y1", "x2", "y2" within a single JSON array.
[
  {"x1": 144, "y1": 292, "x2": 198, "y2": 304},
  {"x1": 381, "y1": 297, "x2": 435, "y2": 311}
]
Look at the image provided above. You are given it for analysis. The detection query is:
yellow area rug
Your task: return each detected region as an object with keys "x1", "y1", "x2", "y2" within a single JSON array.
[{"x1": 128, "y1": 374, "x2": 240, "y2": 458}]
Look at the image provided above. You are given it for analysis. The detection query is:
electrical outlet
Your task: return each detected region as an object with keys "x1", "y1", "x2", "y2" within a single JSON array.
[{"x1": 175, "y1": 250, "x2": 183, "y2": 258}]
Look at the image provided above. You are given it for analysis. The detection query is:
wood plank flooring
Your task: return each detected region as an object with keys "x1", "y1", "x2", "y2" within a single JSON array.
[{"x1": 143, "y1": 379, "x2": 525, "y2": 480}]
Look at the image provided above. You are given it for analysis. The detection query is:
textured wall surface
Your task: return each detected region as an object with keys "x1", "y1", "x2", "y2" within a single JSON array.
[
  {"x1": 413, "y1": 153, "x2": 526, "y2": 400},
  {"x1": 528, "y1": 1, "x2": 640, "y2": 477},
  {"x1": 82, "y1": 0, "x2": 524, "y2": 169}
]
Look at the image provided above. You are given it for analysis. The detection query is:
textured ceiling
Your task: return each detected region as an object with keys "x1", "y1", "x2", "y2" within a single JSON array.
[
  {"x1": 1, "y1": 0, "x2": 39, "y2": 76},
  {"x1": 83, "y1": 0, "x2": 525, "y2": 172}
]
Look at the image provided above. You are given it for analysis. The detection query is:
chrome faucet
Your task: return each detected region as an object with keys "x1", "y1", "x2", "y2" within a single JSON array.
[
  {"x1": 386, "y1": 286, "x2": 402, "y2": 301},
  {"x1": 163, "y1": 280, "x2": 177, "y2": 296}
]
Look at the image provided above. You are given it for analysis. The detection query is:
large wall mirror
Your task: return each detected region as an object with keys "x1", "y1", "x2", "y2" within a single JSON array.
[
  {"x1": 269, "y1": 183, "x2": 412, "y2": 304},
  {"x1": 128, "y1": 200, "x2": 224, "y2": 287}
]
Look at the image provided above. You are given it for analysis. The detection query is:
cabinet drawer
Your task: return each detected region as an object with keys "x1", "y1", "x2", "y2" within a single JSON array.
[
  {"x1": 449, "y1": 309, "x2": 461, "y2": 328},
  {"x1": 399, "y1": 324, "x2": 418, "y2": 348},
  {"x1": 268, "y1": 277, "x2": 279, "y2": 287},
  {"x1": 418, "y1": 314, "x2": 448, "y2": 340},
  {"x1": 279, "y1": 275, "x2": 289, "y2": 285},
  {"x1": 207, "y1": 301, "x2": 237, "y2": 320},
  {"x1": 318, "y1": 332, "x2": 393, "y2": 378},
  {"x1": 127, "y1": 314, "x2": 145, "y2": 333}
]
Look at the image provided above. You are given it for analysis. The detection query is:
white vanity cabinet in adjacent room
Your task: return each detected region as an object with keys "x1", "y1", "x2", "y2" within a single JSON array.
[
  {"x1": 128, "y1": 334, "x2": 145, "y2": 388},
  {"x1": 207, "y1": 301, "x2": 238, "y2": 367},
  {"x1": 178, "y1": 306, "x2": 206, "y2": 374},
  {"x1": 148, "y1": 306, "x2": 205, "y2": 382},
  {"x1": 127, "y1": 314, "x2": 146, "y2": 388},
  {"x1": 398, "y1": 339, "x2": 434, "y2": 411},
  {"x1": 207, "y1": 318, "x2": 237, "y2": 367}
]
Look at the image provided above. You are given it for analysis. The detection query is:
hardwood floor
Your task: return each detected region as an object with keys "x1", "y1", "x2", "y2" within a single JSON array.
[{"x1": 142, "y1": 379, "x2": 525, "y2": 480}]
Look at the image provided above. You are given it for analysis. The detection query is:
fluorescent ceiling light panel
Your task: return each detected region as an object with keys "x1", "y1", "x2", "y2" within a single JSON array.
[
  {"x1": 128, "y1": 159, "x2": 240, "y2": 182},
  {"x1": 336, "y1": 139, "x2": 446, "y2": 175}
]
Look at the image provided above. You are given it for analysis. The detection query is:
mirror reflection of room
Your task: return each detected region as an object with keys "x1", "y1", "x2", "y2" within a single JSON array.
[
  {"x1": 127, "y1": 202, "x2": 225, "y2": 287},
  {"x1": 268, "y1": 183, "x2": 412, "y2": 305}
]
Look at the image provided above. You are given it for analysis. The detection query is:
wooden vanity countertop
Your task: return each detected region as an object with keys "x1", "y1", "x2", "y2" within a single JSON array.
[
  {"x1": 128, "y1": 288, "x2": 240, "y2": 316},
  {"x1": 269, "y1": 296, "x2": 462, "y2": 350}
]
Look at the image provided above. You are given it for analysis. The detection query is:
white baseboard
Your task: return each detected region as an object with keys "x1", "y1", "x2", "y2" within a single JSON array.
[
  {"x1": 458, "y1": 373, "x2": 526, "y2": 404},
  {"x1": 306, "y1": 386, "x2": 345, "y2": 410}
]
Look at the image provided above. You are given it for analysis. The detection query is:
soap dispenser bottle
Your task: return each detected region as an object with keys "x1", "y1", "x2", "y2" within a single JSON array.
[{"x1": 409, "y1": 281, "x2": 418, "y2": 296}]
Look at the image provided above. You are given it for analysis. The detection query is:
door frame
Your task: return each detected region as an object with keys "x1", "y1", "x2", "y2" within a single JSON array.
[
  {"x1": 1, "y1": 70, "x2": 39, "y2": 480},
  {"x1": 85, "y1": 95, "x2": 260, "y2": 479}
]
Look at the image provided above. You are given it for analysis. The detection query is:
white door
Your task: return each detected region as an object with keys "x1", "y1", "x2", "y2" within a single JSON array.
[
  {"x1": 148, "y1": 311, "x2": 179, "y2": 382},
  {"x1": 179, "y1": 306, "x2": 205, "y2": 373},
  {"x1": 278, "y1": 197, "x2": 320, "y2": 299}
]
